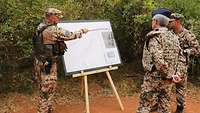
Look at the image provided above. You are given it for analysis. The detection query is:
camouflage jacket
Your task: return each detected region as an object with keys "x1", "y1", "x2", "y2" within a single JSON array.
[
  {"x1": 142, "y1": 27, "x2": 180, "y2": 78},
  {"x1": 35, "y1": 22, "x2": 84, "y2": 58},
  {"x1": 37, "y1": 23, "x2": 82, "y2": 44},
  {"x1": 177, "y1": 28, "x2": 200, "y2": 63}
]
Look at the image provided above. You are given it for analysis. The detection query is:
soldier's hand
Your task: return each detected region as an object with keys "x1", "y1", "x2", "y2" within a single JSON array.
[
  {"x1": 181, "y1": 49, "x2": 190, "y2": 56},
  {"x1": 44, "y1": 61, "x2": 48, "y2": 66},
  {"x1": 172, "y1": 74, "x2": 182, "y2": 83},
  {"x1": 80, "y1": 28, "x2": 89, "y2": 34},
  {"x1": 75, "y1": 32, "x2": 82, "y2": 39}
]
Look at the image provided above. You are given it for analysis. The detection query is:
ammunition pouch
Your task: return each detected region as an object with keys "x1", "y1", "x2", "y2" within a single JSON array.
[
  {"x1": 36, "y1": 43, "x2": 67, "y2": 57},
  {"x1": 44, "y1": 58, "x2": 52, "y2": 75},
  {"x1": 36, "y1": 56, "x2": 58, "y2": 75},
  {"x1": 34, "y1": 44, "x2": 54, "y2": 58},
  {"x1": 33, "y1": 24, "x2": 67, "y2": 58},
  {"x1": 35, "y1": 41, "x2": 67, "y2": 57},
  {"x1": 53, "y1": 41, "x2": 67, "y2": 56},
  {"x1": 43, "y1": 44, "x2": 54, "y2": 57}
]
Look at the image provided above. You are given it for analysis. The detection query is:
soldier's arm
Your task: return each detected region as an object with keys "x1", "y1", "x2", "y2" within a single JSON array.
[
  {"x1": 185, "y1": 32, "x2": 200, "y2": 56},
  {"x1": 149, "y1": 36, "x2": 168, "y2": 75},
  {"x1": 54, "y1": 28, "x2": 88, "y2": 41}
]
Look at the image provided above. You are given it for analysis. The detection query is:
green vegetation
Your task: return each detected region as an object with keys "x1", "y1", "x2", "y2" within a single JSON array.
[{"x1": 0, "y1": 0, "x2": 200, "y2": 93}]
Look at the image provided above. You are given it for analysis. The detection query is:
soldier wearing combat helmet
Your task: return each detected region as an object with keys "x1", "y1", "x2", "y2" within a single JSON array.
[{"x1": 33, "y1": 8, "x2": 88, "y2": 113}]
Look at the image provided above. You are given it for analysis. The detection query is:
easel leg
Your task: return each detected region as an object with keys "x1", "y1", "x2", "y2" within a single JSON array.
[
  {"x1": 84, "y1": 75, "x2": 90, "y2": 113},
  {"x1": 106, "y1": 71, "x2": 124, "y2": 111},
  {"x1": 81, "y1": 77, "x2": 84, "y2": 96}
]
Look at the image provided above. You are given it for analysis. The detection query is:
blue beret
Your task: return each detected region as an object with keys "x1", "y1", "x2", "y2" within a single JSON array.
[{"x1": 152, "y1": 8, "x2": 172, "y2": 18}]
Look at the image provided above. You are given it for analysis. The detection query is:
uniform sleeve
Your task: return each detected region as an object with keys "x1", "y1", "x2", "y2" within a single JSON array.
[
  {"x1": 53, "y1": 27, "x2": 84, "y2": 41},
  {"x1": 185, "y1": 32, "x2": 200, "y2": 56},
  {"x1": 148, "y1": 36, "x2": 168, "y2": 75}
]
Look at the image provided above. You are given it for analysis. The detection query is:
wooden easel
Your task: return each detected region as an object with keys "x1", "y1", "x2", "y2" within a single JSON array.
[{"x1": 72, "y1": 66, "x2": 124, "y2": 113}]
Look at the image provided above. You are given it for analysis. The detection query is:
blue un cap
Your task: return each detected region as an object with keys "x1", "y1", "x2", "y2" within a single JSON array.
[{"x1": 152, "y1": 8, "x2": 172, "y2": 18}]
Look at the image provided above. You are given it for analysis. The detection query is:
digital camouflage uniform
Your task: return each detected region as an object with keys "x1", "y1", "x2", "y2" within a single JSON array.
[
  {"x1": 137, "y1": 27, "x2": 180, "y2": 113},
  {"x1": 176, "y1": 27, "x2": 200, "y2": 112},
  {"x1": 33, "y1": 8, "x2": 87, "y2": 113},
  {"x1": 170, "y1": 13, "x2": 200, "y2": 113}
]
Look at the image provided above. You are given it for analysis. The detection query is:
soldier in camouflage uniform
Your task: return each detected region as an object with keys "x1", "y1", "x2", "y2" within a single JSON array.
[
  {"x1": 33, "y1": 8, "x2": 88, "y2": 113},
  {"x1": 136, "y1": 12, "x2": 181, "y2": 113},
  {"x1": 168, "y1": 13, "x2": 200, "y2": 113}
]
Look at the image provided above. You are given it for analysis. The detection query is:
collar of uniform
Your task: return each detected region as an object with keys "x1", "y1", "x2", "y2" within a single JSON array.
[{"x1": 147, "y1": 27, "x2": 167, "y2": 37}]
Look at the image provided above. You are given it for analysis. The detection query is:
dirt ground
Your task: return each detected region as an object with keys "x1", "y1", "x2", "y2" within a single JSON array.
[
  {"x1": 1, "y1": 75, "x2": 200, "y2": 113},
  {"x1": 0, "y1": 87, "x2": 199, "y2": 113},
  {"x1": 5, "y1": 93, "x2": 200, "y2": 113}
]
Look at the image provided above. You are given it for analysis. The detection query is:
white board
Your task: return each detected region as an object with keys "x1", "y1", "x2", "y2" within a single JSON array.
[{"x1": 58, "y1": 20, "x2": 121, "y2": 74}]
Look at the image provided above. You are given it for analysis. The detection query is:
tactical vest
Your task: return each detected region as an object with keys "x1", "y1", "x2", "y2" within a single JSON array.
[
  {"x1": 33, "y1": 25, "x2": 52, "y2": 57},
  {"x1": 33, "y1": 25, "x2": 67, "y2": 58}
]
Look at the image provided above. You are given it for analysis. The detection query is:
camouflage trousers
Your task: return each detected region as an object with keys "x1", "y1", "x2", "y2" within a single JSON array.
[
  {"x1": 137, "y1": 71, "x2": 173, "y2": 113},
  {"x1": 34, "y1": 57, "x2": 57, "y2": 113},
  {"x1": 175, "y1": 62, "x2": 188, "y2": 112}
]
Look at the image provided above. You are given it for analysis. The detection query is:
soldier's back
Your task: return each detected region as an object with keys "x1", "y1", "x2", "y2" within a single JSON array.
[{"x1": 143, "y1": 27, "x2": 180, "y2": 71}]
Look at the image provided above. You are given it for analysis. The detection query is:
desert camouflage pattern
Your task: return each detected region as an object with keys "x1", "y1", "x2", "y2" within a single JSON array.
[
  {"x1": 45, "y1": 8, "x2": 62, "y2": 15},
  {"x1": 34, "y1": 57, "x2": 57, "y2": 113},
  {"x1": 175, "y1": 28, "x2": 200, "y2": 112},
  {"x1": 37, "y1": 23, "x2": 83, "y2": 45},
  {"x1": 34, "y1": 22, "x2": 86, "y2": 113},
  {"x1": 137, "y1": 27, "x2": 180, "y2": 113},
  {"x1": 45, "y1": 8, "x2": 63, "y2": 18},
  {"x1": 137, "y1": 71, "x2": 173, "y2": 113},
  {"x1": 178, "y1": 28, "x2": 199, "y2": 61},
  {"x1": 170, "y1": 13, "x2": 184, "y2": 21}
]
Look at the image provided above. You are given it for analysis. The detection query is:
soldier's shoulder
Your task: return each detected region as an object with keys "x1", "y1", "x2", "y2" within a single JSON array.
[
  {"x1": 37, "y1": 23, "x2": 46, "y2": 31},
  {"x1": 182, "y1": 29, "x2": 196, "y2": 38},
  {"x1": 181, "y1": 28, "x2": 191, "y2": 35},
  {"x1": 37, "y1": 23, "x2": 58, "y2": 32},
  {"x1": 43, "y1": 25, "x2": 58, "y2": 32},
  {"x1": 146, "y1": 29, "x2": 165, "y2": 37},
  {"x1": 145, "y1": 29, "x2": 165, "y2": 45}
]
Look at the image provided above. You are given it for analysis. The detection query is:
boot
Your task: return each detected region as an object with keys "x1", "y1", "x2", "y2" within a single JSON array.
[{"x1": 175, "y1": 105, "x2": 184, "y2": 113}]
